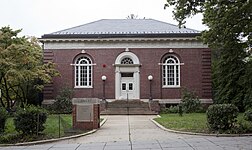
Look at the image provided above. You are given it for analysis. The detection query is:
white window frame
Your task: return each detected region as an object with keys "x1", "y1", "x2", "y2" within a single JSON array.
[
  {"x1": 74, "y1": 56, "x2": 93, "y2": 88},
  {"x1": 121, "y1": 57, "x2": 134, "y2": 64},
  {"x1": 162, "y1": 55, "x2": 180, "y2": 88}
]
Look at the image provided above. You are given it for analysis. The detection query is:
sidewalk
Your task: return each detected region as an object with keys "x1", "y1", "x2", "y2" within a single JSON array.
[{"x1": 1, "y1": 115, "x2": 252, "y2": 150}]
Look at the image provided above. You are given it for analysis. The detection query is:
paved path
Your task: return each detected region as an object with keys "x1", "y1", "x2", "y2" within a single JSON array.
[{"x1": 1, "y1": 115, "x2": 252, "y2": 150}]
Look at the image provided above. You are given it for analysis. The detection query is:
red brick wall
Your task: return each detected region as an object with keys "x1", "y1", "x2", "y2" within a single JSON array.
[{"x1": 43, "y1": 47, "x2": 212, "y2": 101}]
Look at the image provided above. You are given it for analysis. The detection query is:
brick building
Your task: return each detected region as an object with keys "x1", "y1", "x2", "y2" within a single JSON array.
[{"x1": 40, "y1": 19, "x2": 212, "y2": 106}]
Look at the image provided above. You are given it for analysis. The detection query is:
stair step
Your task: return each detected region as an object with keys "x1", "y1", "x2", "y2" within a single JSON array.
[
  {"x1": 101, "y1": 100, "x2": 158, "y2": 115},
  {"x1": 107, "y1": 104, "x2": 149, "y2": 108},
  {"x1": 101, "y1": 109, "x2": 157, "y2": 115}
]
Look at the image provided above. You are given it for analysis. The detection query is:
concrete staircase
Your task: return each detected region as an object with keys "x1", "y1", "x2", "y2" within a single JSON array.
[{"x1": 101, "y1": 100, "x2": 158, "y2": 115}]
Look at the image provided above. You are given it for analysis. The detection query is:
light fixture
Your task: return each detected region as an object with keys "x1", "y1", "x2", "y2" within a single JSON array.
[
  {"x1": 148, "y1": 75, "x2": 153, "y2": 101},
  {"x1": 148, "y1": 75, "x2": 153, "y2": 81},
  {"x1": 102, "y1": 75, "x2": 107, "y2": 101},
  {"x1": 101, "y1": 75, "x2": 107, "y2": 81}
]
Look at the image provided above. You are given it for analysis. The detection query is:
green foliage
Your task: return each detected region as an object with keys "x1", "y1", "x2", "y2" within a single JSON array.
[
  {"x1": 161, "y1": 105, "x2": 179, "y2": 114},
  {"x1": 4, "y1": 118, "x2": 16, "y2": 134},
  {"x1": 0, "y1": 107, "x2": 8, "y2": 133},
  {"x1": 165, "y1": 0, "x2": 252, "y2": 111},
  {"x1": 44, "y1": 114, "x2": 73, "y2": 138},
  {"x1": 51, "y1": 87, "x2": 73, "y2": 114},
  {"x1": 1, "y1": 114, "x2": 73, "y2": 144},
  {"x1": 155, "y1": 113, "x2": 208, "y2": 133},
  {"x1": 206, "y1": 104, "x2": 239, "y2": 132},
  {"x1": 240, "y1": 59, "x2": 252, "y2": 110},
  {"x1": 156, "y1": 113, "x2": 252, "y2": 134},
  {"x1": 0, "y1": 133, "x2": 21, "y2": 144},
  {"x1": 14, "y1": 105, "x2": 48, "y2": 135},
  {"x1": 244, "y1": 109, "x2": 252, "y2": 122},
  {"x1": 0, "y1": 26, "x2": 59, "y2": 110},
  {"x1": 178, "y1": 104, "x2": 183, "y2": 116},
  {"x1": 181, "y1": 89, "x2": 201, "y2": 113},
  {"x1": 212, "y1": 43, "x2": 246, "y2": 111},
  {"x1": 165, "y1": 0, "x2": 205, "y2": 27}
]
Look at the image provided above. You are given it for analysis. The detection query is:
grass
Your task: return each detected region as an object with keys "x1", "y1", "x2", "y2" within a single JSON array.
[
  {"x1": 2, "y1": 114, "x2": 104, "y2": 144},
  {"x1": 1, "y1": 114, "x2": 88, "y2": 144},
  {"x1": 5, "y1": 118, "x2": 17, "y2": 134},
  {"x1": 154, "y1": 113, "x2": 252, "y2": 133},
  {"x1": 4, "y1": 114, "x2": 73, "y2": 138},
  {"x1": 43, "y1": 114, "x2": 73, "y2": 138},
  {"x1": 154, "y1": 113, "x2": 209, "y2": 133}
]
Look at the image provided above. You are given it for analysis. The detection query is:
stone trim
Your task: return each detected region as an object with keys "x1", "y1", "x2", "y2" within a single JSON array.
[
  {"x1": 43, "y1": 38, "x2": 208, "y2": 49},
  {"x1": 40, "y1": 37, "x2": 198, "y2": 42}
]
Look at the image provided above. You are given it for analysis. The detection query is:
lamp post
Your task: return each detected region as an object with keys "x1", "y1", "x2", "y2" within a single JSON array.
[
  {"x1": 148, "y1": 75, "x2": 153, "y2": 101},
  {"x1": 101, "y1": 75, "x2": 107, "y2": 101}
]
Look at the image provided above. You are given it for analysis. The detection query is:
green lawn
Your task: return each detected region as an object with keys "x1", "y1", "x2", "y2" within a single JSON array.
[
  {"x1": 1, "y1": 114, "x2": 86, "y2": 144},
  {"x1": 5, "y1": 118, "x2": 17, "y2": 134},
  {"x1": 43, "y1": 114, "x2": 73, "y2": 138},
  {"x1": 4, "y1": 114, "x2": 73, "y2": 138},
  {"x1": 154, "y1": 113, "x2": 209, "y2": 133},
  {"x1": 154, "y1": 113, "x2": 252, "y2": 133}
]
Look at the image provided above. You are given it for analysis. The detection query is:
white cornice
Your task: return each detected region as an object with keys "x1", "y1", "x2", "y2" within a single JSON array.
[
  {"x1": 40, "y1": 37, "x2": 197, "y2": 42},
  {"x1": 43, "y1": 38, "x2": 208, "y2": 49}
]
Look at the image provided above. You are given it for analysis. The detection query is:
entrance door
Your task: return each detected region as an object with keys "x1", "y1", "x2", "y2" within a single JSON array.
[
  {"x1": 120, "y1": 73, "x2": 135, "y2": 99},
  {"x1": 115, "y1": 52, "x2": 140, "y2": 100}
]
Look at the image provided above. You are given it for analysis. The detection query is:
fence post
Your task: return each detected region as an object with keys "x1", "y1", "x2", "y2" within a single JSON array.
[
  {"x1": 59, "y1": 114, "x2": 61, "y2": 138},
  {"x1": 37, "y1": 113, "x2": 39, "y2": 136}
]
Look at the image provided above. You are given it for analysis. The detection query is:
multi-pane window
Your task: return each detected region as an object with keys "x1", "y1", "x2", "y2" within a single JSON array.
[
  {"x1": 75, "y1": 56, "x2": 92, "y2": 88},
  {"x1": 162, "y1": 55, "x2": 180, "y2": 87},
  {"x1": 121, "y1": 57, "x2": 133, "y2": 64}
]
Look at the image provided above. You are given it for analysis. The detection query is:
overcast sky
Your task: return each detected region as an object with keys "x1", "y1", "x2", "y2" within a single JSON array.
[{"x1": 0, "y1": 0, "x2": 206, "y2": 37}]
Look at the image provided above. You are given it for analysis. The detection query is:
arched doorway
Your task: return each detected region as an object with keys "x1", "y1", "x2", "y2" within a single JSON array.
[{"x1": 114, "y1": 51, "x2": 140, "y2": 100}]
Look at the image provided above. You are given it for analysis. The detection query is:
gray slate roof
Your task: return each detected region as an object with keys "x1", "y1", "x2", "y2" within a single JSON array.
[{"x1": 42, "y1": 19, "x2": 200, "y2": 38}]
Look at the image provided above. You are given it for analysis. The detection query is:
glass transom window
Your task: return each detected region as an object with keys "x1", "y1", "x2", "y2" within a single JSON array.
[
  {"x1": 75, "y1": 56, "x2": 92, "y2": 88},
  {"x1": 121, "y1": 57, "x2": 133, "y2": 64},
  {"x1": 162, "y1": 55, "x2": 180, "y2": 87}
]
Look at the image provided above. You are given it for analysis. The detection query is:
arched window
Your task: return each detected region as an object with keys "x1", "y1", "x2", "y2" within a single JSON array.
[
  {"x1": 162, "y1": 55, "x2": 180, "y2": 87},
  {"x1": 75, "y1": 56, "x2": 92, "y2": 88},
  {"x1": 121, "y1": 57, "x2": 133, "y2": 64}
]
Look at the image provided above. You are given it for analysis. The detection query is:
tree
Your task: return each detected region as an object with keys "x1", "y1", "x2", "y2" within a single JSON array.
[
  {"x1": 126, "y1": 14, "x2": 139, "y2": 19},
  {"x1": 126, "y1": 14, "x2": 146, "y2": 19},
  {"x1": 0, "y1": 26, "x2": 59, "y2": 111},
  {"x1": 240, "y1": 56, "x2": 252, "y2": 110},
  {"x1": 165, "y1": 0, "x2": 252, "y2": 111}
]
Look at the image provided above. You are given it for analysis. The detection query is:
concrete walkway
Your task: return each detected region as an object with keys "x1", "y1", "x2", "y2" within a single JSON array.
[{"x1": 1, "y1": 115, "x2": 252, "y2": 150}]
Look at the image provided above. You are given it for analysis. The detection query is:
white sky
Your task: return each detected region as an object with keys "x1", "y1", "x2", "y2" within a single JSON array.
[{"x1": 0, "y1": 0, "x2": 206, "y2": 37}]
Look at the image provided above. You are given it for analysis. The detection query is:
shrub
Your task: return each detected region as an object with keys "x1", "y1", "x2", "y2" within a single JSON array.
[
  {"x1": 244, "y1": 109, "x2": 252, "y2": 122},
  {"x1": 178, "y1": 104, "x2": 183, "y2": 116},
  {"x1": 181, "y1": 89, "x2": 201, "y2": 113},
  {"x1": 51, "y1": 87, "x2": 73, "y2": 114},
  {"x1": 161, "y1": 105, "x2": 179, "y2": 114},
  {"x1": 0, "y1": 133, "x2": 20, "y2": 144},
  {"x1": 206, "y1": 104, "x2": 238, "y2": 131},
  {"x1": 0, "y1": 108, "x2": 8, "y2": 133},
  {"x1": 244, "y1": 96, "x2": 252, "y2": 111},
  {"x1": 14, "y1": 105, "x2": 47, "y2": 135}
]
